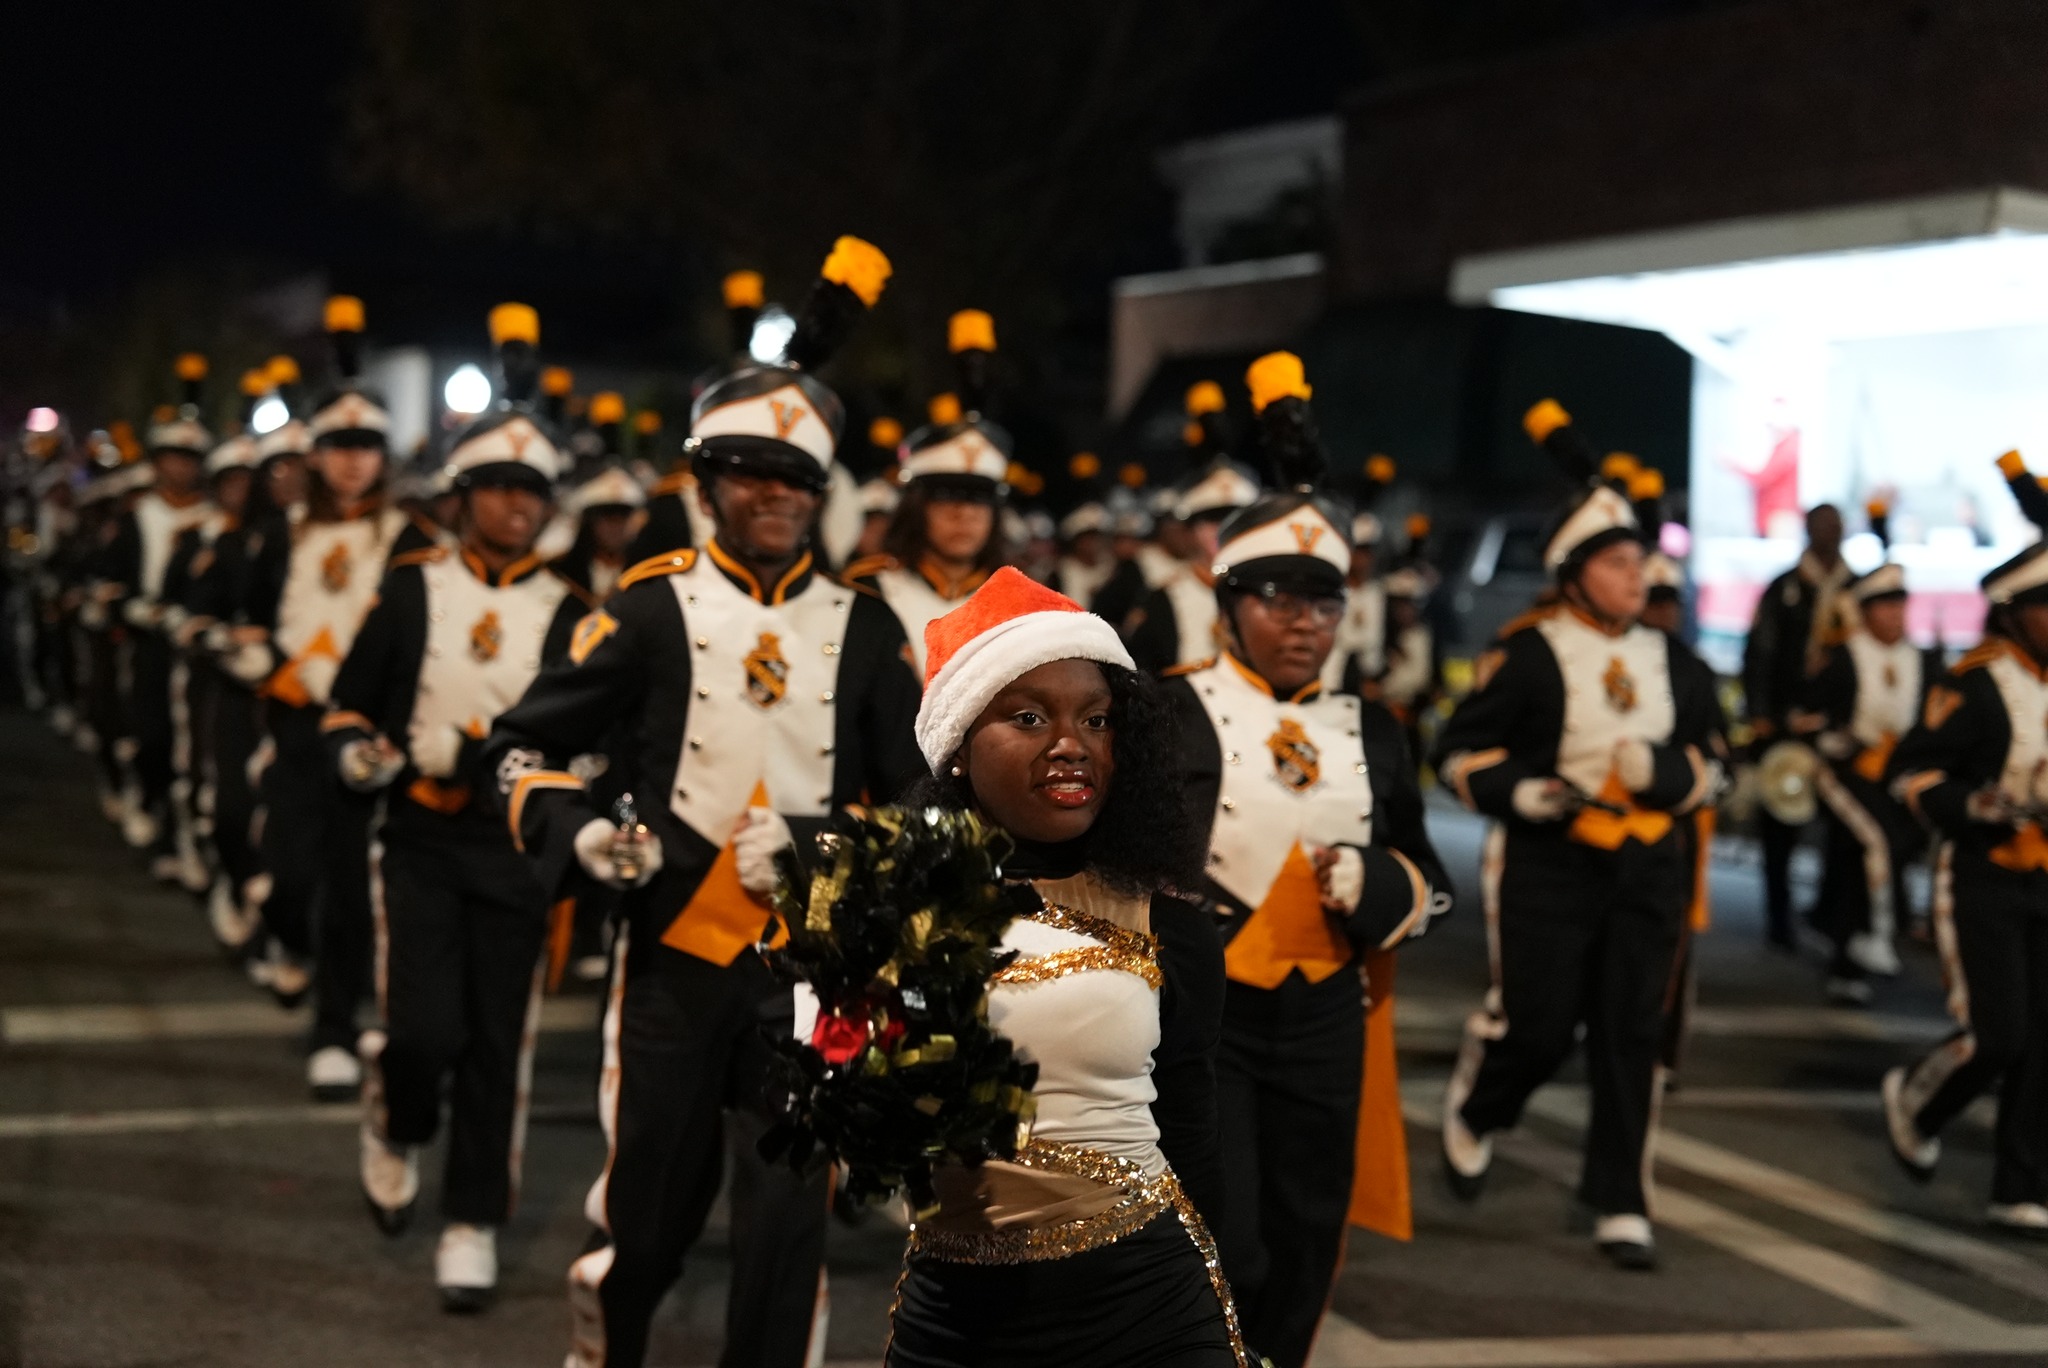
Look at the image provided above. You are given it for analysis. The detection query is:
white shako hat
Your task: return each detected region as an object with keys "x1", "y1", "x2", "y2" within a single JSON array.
[
  {"x1": 1168, "y1": 379, "x2": 1255, "y2": 524},
  {"x1": 305, "y1": 296, "x2": 393, "y2": 447},
  {"x1": 899, "y1": 310, "x2": 1012, "y2": 497},
  {"x1": 687, "y1": 236, "x2": 891, "y2": 495},
  {"x1": 913, "y1": 565, "x2": 1134, "y2": 771},
  {"x1": 1211, "y1": 352, "x2": 1352, "y2": 596},
  {"x1": 1525, "y1": 398, "x2": 1642, "y2": 575},
  {"x1": 147, "y1": 353, "x2": 214, "y2": 456},
  {"x1": 1985, "y1": 449, "x2": 2048, "y2": 606},
  {"x1": 443, "y1": 303, "x2": 565, "y2": 493},
  {"x1": 860, "y1": 475, "x2": 901, "y2": 516},
  {"x1": 567, "y1": 463, "x2": 647, "y2": 515}
]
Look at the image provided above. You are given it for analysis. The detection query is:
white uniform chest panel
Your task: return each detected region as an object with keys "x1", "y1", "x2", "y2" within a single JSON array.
[
  {"x1": 1192, "y1": 661, "x2": 1372, "y2": 911},
  {"x1": 1322, "y1": 581, "x2": 1385, "y2": 690},
  {"x1": 1537, "y1": 615, "x2": 1676, "y2": 794},
  {"x1": 1986, "y1": 654, "x2": 2048, "y2": 800},
  {"x1": 410, "y1": 560, "x2": 567, "y2": 748},
  {"x1": 1060, "y1": 556, "x2": 1113, "y2": 608},
  {"x1": 1163, "y1": 572, "x2": 1219, "y2": 667},
  {"x1": 1381, "y1": 624, "x2": 1434, "y2": 706},
  {"x1": 1846, "y1": 635, "x2": 1922, "y2": 746},
  {"x1": 876, "y1": 567, "x2": 954, "y2": 676},
  {"x1": 667, "y1": 561, "x2": 849, "y2": 842},
  {"x1": 135, "y1": 495, "x2": 213, "y2": 599},
  {"x1": 275, "y1": 509, "x2": 407, "y2": 662},
  {"x1": 987, "y1": 920, "x2": 1162, "y2": 1173}
]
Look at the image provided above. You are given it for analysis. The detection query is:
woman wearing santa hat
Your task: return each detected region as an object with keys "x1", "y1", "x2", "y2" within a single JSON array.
[{"x1": 883, "y1": 566, "x2": 1247, "y2": 1367}]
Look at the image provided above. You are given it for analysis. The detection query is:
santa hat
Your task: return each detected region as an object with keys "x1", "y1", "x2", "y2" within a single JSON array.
[{"x1": 914, "y1": 566, "x2": 1134, "y2": 771}]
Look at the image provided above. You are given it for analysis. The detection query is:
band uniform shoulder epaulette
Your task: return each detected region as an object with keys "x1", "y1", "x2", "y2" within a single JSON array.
[
  {"x1": 1953, "y1": 641, "x2": 2005, "y2": 675},
  {"x1": 840, "y1": 553, "x2": 894, "y2": 583},
  {"x1": 616, "y1": 548, "x2": 697, "y2": 592},
  {"x1": 1162, "y1": 656, "x2": 1217, "y2": 678},
  {"x1": 1495, "y1": 602, "x2": 1561, "y2": 640},
  {"x1": 547, "y1": 563, "x2": 601, "y2": 609},
  {"x1": 650, "y1": 470, "x2": 692, "y2": 498},
  {"x1": 387, "y1": 546, "x2": 448, "y2": 570}
]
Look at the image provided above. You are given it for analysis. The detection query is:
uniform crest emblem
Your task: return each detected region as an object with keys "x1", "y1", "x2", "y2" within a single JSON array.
[
  {"x1": 769, "y1": 398, "x2": 808, "y2": 441},
  {"x1": 469, "y1": 609, "x2": 503, "y2": 663},
  {"x1": 1267, "y1": 717, "x2": 1322, "y2": 792},
  {"x1": 1883, "y1": 662, "x2": 1897, "y2": 690},
  {"x1": 1290, "y1": 521, "x2": 1327, "y2": 555},
  {"x1": 1603, "y1": 656, "x2": 1637, "y2": 713},
  {"x1": 569, "y1": 611, "x2": 618, "y2": 666},
  {"x1": 745, "y1": 631, "x2": 790, "y2": 708},
  {"x1": 321, "y1": 541, "x2": 352, "y2": 593}
]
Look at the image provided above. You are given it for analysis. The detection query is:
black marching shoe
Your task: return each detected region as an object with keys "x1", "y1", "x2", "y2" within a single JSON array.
[{"x1": 1595, "y1": 1213, "x2": 1658, "y2": 1271}]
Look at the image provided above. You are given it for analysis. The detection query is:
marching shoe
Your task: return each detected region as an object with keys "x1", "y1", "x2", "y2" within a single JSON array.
[
  {"x1": 1823, "y1": 975, "x2": 1873, "y2": 1007},
  {"x1": 1595, "y1": 1213, "x2": 1658, "y2": 1270},
  {"x1": 436, "y1": 1224, "x2": 498, "y2": 1313},
  {"x1": 120, "y1": 799, "x2": 159, "y2": 851},
  {"x1": 47, "y1": 704, "x2": 76, "y2": 737},
  {"x1": 207, "y1": 878, "x2": 261, "y2": 953},
  {"x1": 360, "y1": 1118, "x2": 419, "y2": 1235},
  {"x1": 308, "y1": 1045, "x2": 362, "y2": 1102},
  {"x1": 1440, "y1": 1073, "x2": 1492, "y2": 1201},
  {"x1": 148, "y1": 852, "x2": 183, "y2": 884},
  {"x1": 97, "y1": 785, "x2": 124, "y2": 825},
  {"x1": 76, "y1": 721, "x2": 101, "y2": 756},
  {"x1": 251, "y1": 941, "x2": 311, "y2": 1009},
  {"x1": 572, "y1": 954, "x2": 609, "y2": 984},
  {"x1": 1986, "y1": 1203, "x2": 2048, "y2": 1238},
  {"x1": 1881, "y1": 1067, "x2": 1939, "y2": 1182}
]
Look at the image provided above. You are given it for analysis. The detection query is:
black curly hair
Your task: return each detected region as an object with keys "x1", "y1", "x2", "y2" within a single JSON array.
[{"x1": 901, "y1": 662, "x2": 1204, "y2": 898}]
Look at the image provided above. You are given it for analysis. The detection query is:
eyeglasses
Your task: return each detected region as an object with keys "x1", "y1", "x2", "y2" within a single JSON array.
[{"x1": 1245, "y1": 586, "x2": 1344, "y2": 626}]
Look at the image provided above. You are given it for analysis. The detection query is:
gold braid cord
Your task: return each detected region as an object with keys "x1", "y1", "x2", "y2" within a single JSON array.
[{"x1": 987, "y1": 902, "x2": 1163, "y2": 989}]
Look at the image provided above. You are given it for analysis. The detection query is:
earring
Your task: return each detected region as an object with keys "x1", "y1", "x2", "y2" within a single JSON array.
[{"x1": 950, "y1": 765, "x2": 963, "y2": 777}]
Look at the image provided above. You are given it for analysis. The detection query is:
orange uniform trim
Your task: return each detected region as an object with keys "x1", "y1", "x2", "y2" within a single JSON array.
[
  {"x1": 388, "y1": 546, "x2": 447, "y2": 570},
  {"x1": 507, "y1": 769, "x2": 585, "y2": 851},
  {"x1": 406, "y1": 775, "x2": 472, "y2": 815},
  {"x1": 320, "y1": 709, "x2": 375, "y2": 735},
  {"x1": 615, "y1": 548, "x2": 697, "y2": 593}
]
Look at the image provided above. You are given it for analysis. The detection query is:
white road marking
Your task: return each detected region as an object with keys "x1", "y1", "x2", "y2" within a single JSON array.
[
  {"x1": 1, "y1": 995, "x2": 599, "y2": 1045},
  {"x1": 1311, "y1": 1323, "x2": 2048, "y2": 1367},
  {"x1": 0, "y1": 1099, "x2": 591, "y2": 1139},
  {"x1": 1395, "y1": 998, "x2": 1952, "y2": 1046},
  {"x1": 1523, "y1": 1091, "x2": 2048, "y2": 1307}
]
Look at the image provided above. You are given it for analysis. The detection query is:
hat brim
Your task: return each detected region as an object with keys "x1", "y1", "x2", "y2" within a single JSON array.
[
  {"x1": 693, "y1": 437, "x2": 830, "y2": 492},
  {"x1": 313, "y1": 429, "x2": 390, "y2": 451}
]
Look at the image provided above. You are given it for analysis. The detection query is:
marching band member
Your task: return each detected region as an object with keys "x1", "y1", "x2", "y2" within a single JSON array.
[
  {"x1": 1125, "y1": 419, "x2": 1260, "y2": 674},
  {"x1": 242, "y1": 297, "x2": 425, "y2": 1098},
  {"x1": 844, "y1": 311, "x2": 1011, "y2": 673},
  {"x1": 1882, "y1": 452, "x2": 2048, "y2": 1234},
  {"x1": 551, "y1": 396, "x2": 648, "y2": 604},
  {"x1": 1799, "y1": 507, "x2": 1937, "y2": 1004},
  {"x1": 1320, "y1": 459, "x2": 1391, "y2": 695},
  {"x1": 1434, "y1": 399, "x2": 1722, "y2": 1271},
  {"x1": 483, "y1": 238, "x2": 925, "y2": 1368},
  {"x1": 1165, "y1": 353, "x2": 1448, "y2": 1368},
  {"x1": 325, "y1": 363, "x2": 589, "y2": 1311},
  {"x1": 1052, "y1": 459, "x2": 1116, "y2": 609},
  {"x1": 103, "y1": 356, "x2": 217, "y2": 880},
  {"x1": 1743, "y1": 502, "x2": 1852, "y2": 949},
  {"x1": 1374, "y1": 565, "x2": 1438, "y2": 737}
]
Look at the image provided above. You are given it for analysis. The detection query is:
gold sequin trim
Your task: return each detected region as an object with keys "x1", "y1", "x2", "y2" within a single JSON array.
[
  {"x1": 904, "y1": 1141, "x2": 1250, "y2": 1366},
  {"x1": 990, "y1": 943, "x2": 1164, "y2": 990},
  {"x1": 1028, "y1": 901, "x2": 1158, "y2": 959}
]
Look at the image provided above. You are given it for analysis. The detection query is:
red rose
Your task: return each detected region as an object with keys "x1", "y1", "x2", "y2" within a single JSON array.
[{"x1": 811, "y1": 1011, "x2": 872, "y2": 1066}]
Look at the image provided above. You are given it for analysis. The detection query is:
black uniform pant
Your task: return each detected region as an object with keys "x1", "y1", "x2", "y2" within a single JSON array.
[
  {"x1": 1458, "y1": 833, "x2": 1689, "y2": 1217},
  {"x1": 371, "y1": 818, "x2": 549, "y2": 1225},
  {"x1": 206, "y1": 675, "x2": 265, "y2": 895},
  {"x1": 1812, "y1": 765, "x2": 1921, "y2": 978},
  {"x1": 86, "y1": 626, "x2": 131, "y2": 797},
  {"x1": 258, "y1": 700, "x2": 375, "y2": 1052},
  {"x1": 1901, "y1": 857, "x2": 2048, "y2": 1205},
  {"x1": 128, "y1": 631, "x2": 175, "y2": 833},
  {"x1": 572, "y1": 936, "x2": 827, "y2": 1368},
  {"x1": 1215, "y1": 967, "x2": 1362, "y2": 1368},
  {"x1": 1758, "y1": 808, "x2": 1805, "y2": 946}
]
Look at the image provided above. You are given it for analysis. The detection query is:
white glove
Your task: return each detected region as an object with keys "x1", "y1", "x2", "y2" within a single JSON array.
[
  {"x1": 735, "y1": 807, "x2": 794, "y2": 899},
  {"x1": 338, "y1": 738, "x2": 406, "y2": 792},
  {"x1": 575, "y1": 817, "x2": 664, "y2": 889},
  {"x1": 1967, "y1": 786, "x2": 2022, "y2": 826},
  {"x1": 1512, "y1": 778, "x2": 1575, "y2": 822},
  {"x1": 223, "y1": 641, "x2": 273, "y2": 685},
  {"x1": 170, "y1": 613, "x2": 211, "y2": 649},
  {"x1": 1614, "y1": 738, "x2": 1655, "y2": 793},
  {"x1": 203, "y1": 622, "x2": 234, "y2": 654},
  {"x1": 1315, "y1": 845, "x2": 1364, "y2": 912},
  {"x1": 296, "y1": 655, "x2": 339, "y2": 705},
  {"x1": 121, "y1": 597, "x2": 159, "y2": 629},
  {"x1": 409, "y1": 723, "x2": 467, "y2": 780},
  {"x1": 79, "y1": 599, "x2": 107, "y2": 630},
  {"x1": 1816, "y1": 730, "x2": 1856, "y2": 761}
]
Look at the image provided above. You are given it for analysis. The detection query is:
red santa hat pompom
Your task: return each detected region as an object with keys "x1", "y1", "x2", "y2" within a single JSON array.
[{"x1": 915, "y1": 566, "x2": 1134, "y2": 771}]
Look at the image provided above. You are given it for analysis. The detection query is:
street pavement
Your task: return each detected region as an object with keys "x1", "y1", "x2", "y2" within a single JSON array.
[{"x1": 4, "y1": 707, "x2": 2047, "y2": 1367}]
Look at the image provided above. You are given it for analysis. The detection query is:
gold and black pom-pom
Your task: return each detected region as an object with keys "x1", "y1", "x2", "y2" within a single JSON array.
[{"x1": 761, "y1": 804, "x2": 1039, "y2": 1216}]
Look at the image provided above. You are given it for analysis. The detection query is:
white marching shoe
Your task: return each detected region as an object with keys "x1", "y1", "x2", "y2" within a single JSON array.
[
  {"x1": 360, "y1": 1117, "x2": 419, "y2": 1235},
  {"x1": 1595, "y1": 1212, "x2": 1658, "y2": 1270},
  {"x1": 308, "y1": 1045, "x2": 362, "y2": 1102},
  {"x1": 207, "y1": 878, "x2": 262, "y2": 953},
  {"x1": 247, "y1": 939, "x2": 311, "y2": 1009},
  {"x1": 1440, "y1": 1067, "x2": 1491, "y2": 1201},
  {"x1": 436, "y1": 1223, "x2": 498, "y2": 1313},
  {"x1": 1881, "y1": 1067, "x2": 1939, "y2": 1182},
  {"x1": 1987, "y1": 1203, "x2": 2048, "y2": 1238}
]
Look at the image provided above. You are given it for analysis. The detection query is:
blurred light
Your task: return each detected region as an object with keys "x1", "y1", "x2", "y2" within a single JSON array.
[
  {"x1": 1659, "y1": 521, "x2": 1691, "y2": 558},
  {"x1": 251, "y1": 396, "x2": 290, "y2": 435},
  {"x1": 749, "y1": 306, "x2": 796, "y2": 363},
  {"x1": 444, "y1": 364, "x2": 492, "y2": 415},
  {"x1": 25, "y1": 407, "x2": 58, "y2": 433}
]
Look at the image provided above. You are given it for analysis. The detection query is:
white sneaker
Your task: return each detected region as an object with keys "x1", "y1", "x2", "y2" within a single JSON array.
[
  {"x1": 573, "y1": 954, "x2": 609, "y2": 983},
  {"x1": 1847, "y1": 931, "x2": 1902, "y2": 977},
  {"x1": 121, "y1": 795, "x2": 158, "y2": 850},
  {"x1": 436, "y1": 1224, "x2": 498, "y2": 1313},
  {"x1": 148, "y1": 853, "x2": 183, "y2": 884},
  {"x1": 308, "y1": 1045, "x2": 362, "y2": 1102},
  {"x1": 174, "y1": 845, "x2": 210, "y2": 894},
  {"x1": 207, "y1": 878, "x2": 261, "y2": 952},
  {"x1": 75, "y1": 722, "x2": 101, "y2": 756},
  {"x1": 564, "y1": 1245, "x2": 613, "y2": 1367},
  {"x1": 1881, "y1": 1066, "x2": 1939, "y2": 1181},
  {"x1": 97, "y1": 786, "x2": 124, "y2": 824},
  {"x1": 47, "y1": 704, "x2": 76, "y2": 737},
  {"x1": 1595, "y1": 1212, "x2": 1657, "y2": 1269},
  {"x1": 251, "y1": 941, "x2": 310, "y2": 1008},
  {"x1": 360, "y1": 1117, "x2": 419, "y2": 1235},
  {"x1": 1987, "y1": 1202, "x2": 2048, "y2": 1237},
  {"x1": 1440, "y1": 1065, "x2": 1491, "y2": 1199}
]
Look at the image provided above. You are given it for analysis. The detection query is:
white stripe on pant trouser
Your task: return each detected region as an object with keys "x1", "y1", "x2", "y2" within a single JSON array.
[
  {"x1": 1449, "y1": 824, "x2": 1508, "y2": 1132},
  {"x1": 1814, "y1": 767, "x2": 1895, "y2": 946},
  {"x1": 363, "y1": 837, "x2": 392, "y2": 1143},
  {"x1": 507, "y1": 951, "x2": 548, "y2": 1216},
  {"x1": 1903, "y1": 844, "x2": 1977, "y2": 1117},
  {"x1": 565, "y1": 922, "x2": 630, "y2": 1368}
]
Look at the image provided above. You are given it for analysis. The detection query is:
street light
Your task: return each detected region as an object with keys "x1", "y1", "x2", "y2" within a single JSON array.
[
  {"x1": 25, "y1": 407, "x2": 58, "y2": 433},
  {"x1": 444, "y1": 363, "x2": 492, "y2": 415},
  {"x1": 749, "y1": 306, "x2": 796, "y2": 364},
  {"x1": 250, "y1": 396, "x2": 290, "y2": 435}
]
